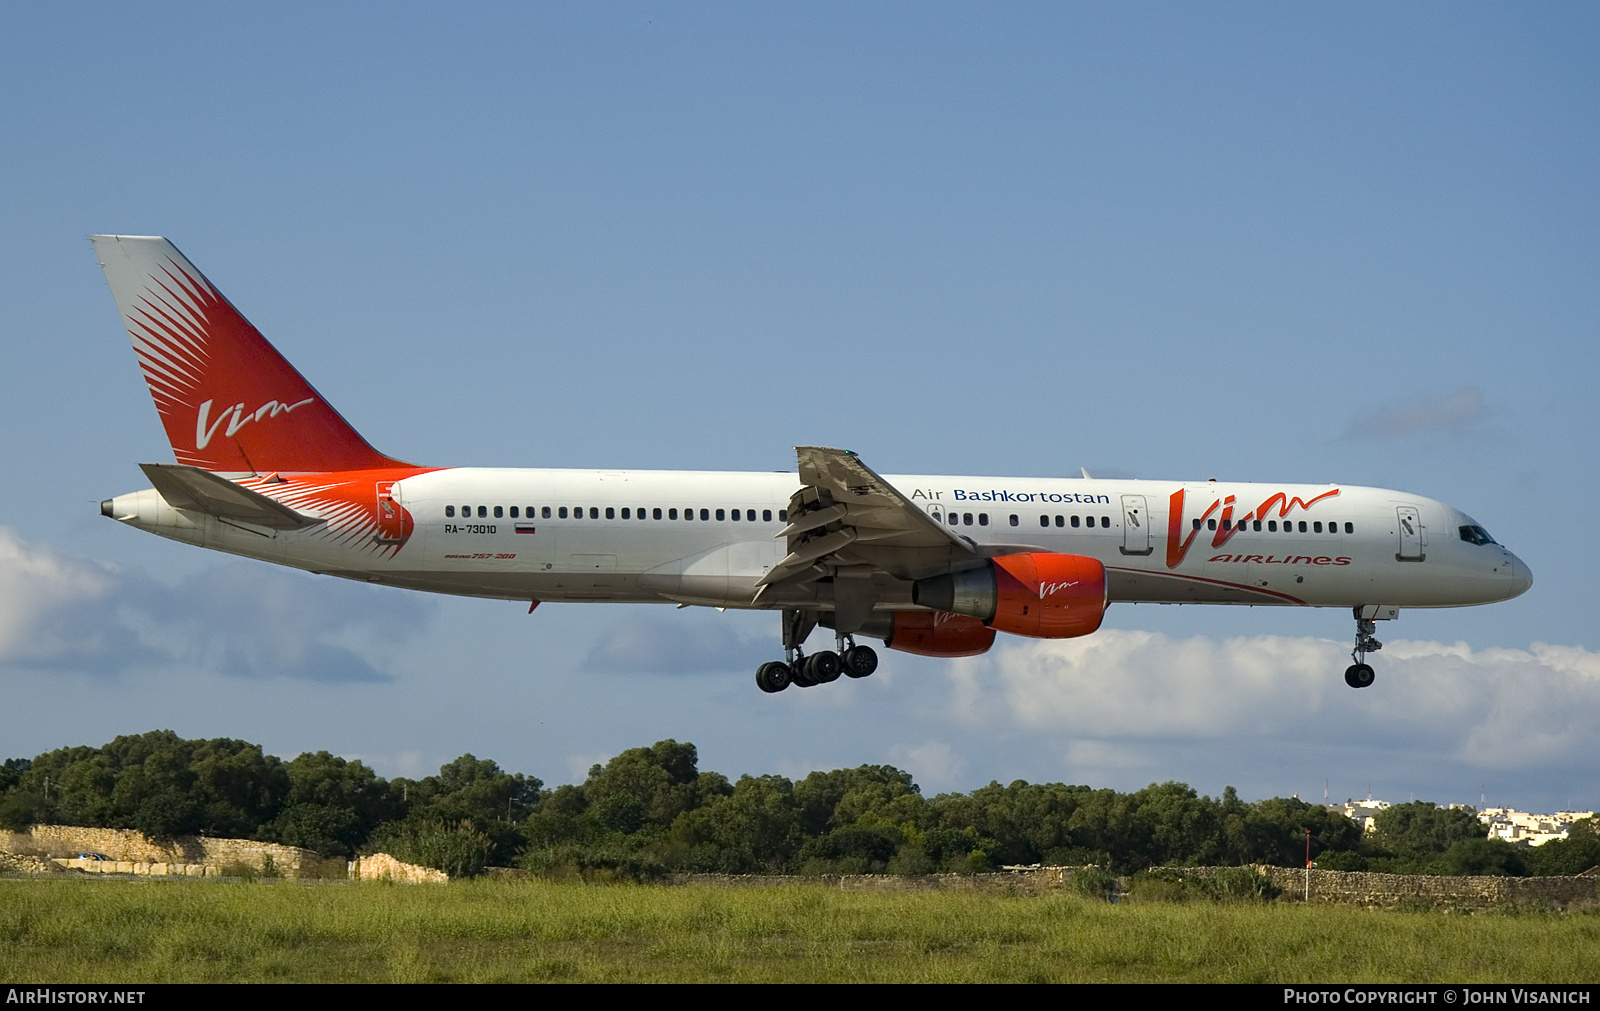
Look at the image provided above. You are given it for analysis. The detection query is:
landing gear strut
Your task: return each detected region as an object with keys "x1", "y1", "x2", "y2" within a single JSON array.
[
  {"x1": 1345, "y1": 607, "x2": 1382, "y2": 689},
  {"x1": 753, "y1": 610, "x2": 878, "y2": 693}
]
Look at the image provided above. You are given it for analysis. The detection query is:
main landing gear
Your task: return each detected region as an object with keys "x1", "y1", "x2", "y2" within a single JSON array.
[
  {"x1": 755, "y1": 610, "x2": 878, "y2": 694},
  {"x1": 1344, "y1": 607, "x2": 1384, "y2": 689}
]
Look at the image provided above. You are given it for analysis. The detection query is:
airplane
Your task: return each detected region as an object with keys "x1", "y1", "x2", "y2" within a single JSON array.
[{"x1": 92, "y1": 235, "x2": 1533, "y2": 694}]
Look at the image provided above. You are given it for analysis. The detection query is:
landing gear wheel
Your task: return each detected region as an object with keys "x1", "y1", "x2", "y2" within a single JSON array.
[
  {"x1": 789, "y1": 657, "x2": 817, "y2": 688},
  {"x1": 805, "y1": 650, "x2": 841, "y2": 684},
  {"x1": 841, "y1": 645, "x2": 879, "y2": 678},
  {"x1": 1346, "y1": 608, "x2": 1385, "y2": 689},
  {"x1": 756, "y1": 661, "x2": 792, "y2": 694}
]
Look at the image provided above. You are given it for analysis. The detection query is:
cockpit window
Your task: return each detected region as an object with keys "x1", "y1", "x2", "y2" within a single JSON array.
[{"x1": 1459, "y1": 525, "x2": 1498, "y2": 546}]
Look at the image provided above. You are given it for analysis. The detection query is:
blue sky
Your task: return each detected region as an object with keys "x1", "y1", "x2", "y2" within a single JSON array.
[{"x1": 2, "y1": 4, "x2": 1597, "y2": 812}]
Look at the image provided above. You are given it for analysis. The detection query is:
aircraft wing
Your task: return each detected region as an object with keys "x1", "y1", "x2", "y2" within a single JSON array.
[
  {"x1": 757, "y1": 447, "x2": 986, "y2": 595},
  {"x1": 139, "y1": 463, "x2": 326, "y2": 531}
]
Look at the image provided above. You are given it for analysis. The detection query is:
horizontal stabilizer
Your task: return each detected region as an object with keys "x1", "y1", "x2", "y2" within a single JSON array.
[{"x1": 139, "y1": 464, "x2": 325, "y2": 530}]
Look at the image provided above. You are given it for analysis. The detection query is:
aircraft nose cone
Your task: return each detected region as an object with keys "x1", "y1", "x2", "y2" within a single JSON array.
[{"x1": 1506, "y1": 553, "x2": 1533, "y2": 598}]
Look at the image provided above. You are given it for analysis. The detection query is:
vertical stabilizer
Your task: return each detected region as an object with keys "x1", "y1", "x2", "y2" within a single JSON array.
[{"x1": 91, "y1": 235, "x2": 405, "y2": 473}]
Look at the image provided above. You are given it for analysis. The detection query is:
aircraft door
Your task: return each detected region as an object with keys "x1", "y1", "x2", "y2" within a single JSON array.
[
  {"x1": 1396, "y1": 506, "x2": 1425, "y2": 562},
  {"x1": 926, "y1": 504, "x2": 945, "y2": 526},
  {"x1": 374, "y1": 481, "x2": 413, "y2": 546},
  {"x1": 1120, "y1": 495, "x2": 1152, "y2": 556}
]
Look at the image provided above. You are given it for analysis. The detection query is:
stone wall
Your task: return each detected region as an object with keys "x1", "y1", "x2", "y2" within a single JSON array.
[
  {"x1": 1258, "y1": 866, "x2": 1598, "y2": 910},
  {"x1": 1, "y1": 825, "x2": 343, "y2": 879},
  {"x1": 669, "y1": 866, "x2": 1596, "y2": 910},
  {"x1": 351, "y1": 852, "x2": 448, "y2": 884},
  {"x1": 668, "y1": 868, "x2": 1067, "y2": 895}
]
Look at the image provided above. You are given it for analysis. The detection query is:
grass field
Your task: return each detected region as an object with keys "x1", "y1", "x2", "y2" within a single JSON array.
[{"x1": 3, "y1": 877, "x2": 1598, "y2": 983}]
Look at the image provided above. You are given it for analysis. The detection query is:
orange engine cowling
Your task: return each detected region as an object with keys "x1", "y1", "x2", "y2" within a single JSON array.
[
  {"x1": 837, "y1": 609, "x2": 997, "y2": 657},
  {"x1": 912, "y1": 552, "x2": 1108, "y2": 639}
]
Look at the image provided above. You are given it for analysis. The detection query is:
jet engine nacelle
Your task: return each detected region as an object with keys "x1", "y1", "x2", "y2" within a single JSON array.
[
  {"x1": 912, "y1": 552, "x2": 1107, "y2": 639},
  {"x1": 841, "y1": 610, "x2": 997, "y2": 657}
]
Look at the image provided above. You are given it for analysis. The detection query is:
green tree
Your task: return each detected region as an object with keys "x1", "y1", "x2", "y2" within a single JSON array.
[
  {"x1": 1372, "y1": 802, "x2": 1486, "y2": 859},
  {"x1": 260, "y1": 751, "x2": 404, "y2": 855},
  {"x1": 1526, "y1": 817, "x2": 1600, "y2": 877},
  {"x1": 367, "y1": 819, "x2": 493, "y2": 878},
  {"x1": 667, "y1": 774, "x2": 803, "y2": 872},
  {"x1": 583, "y1": 740, "x2": 726, "y2": 831},
  {"x1": 1435, "y1": 838, "x2": 1527, "y2": 876}
]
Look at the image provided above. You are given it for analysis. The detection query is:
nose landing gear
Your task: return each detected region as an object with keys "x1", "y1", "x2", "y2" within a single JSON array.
[{"x1": 1345, "y1": 607, "x2": 1386, "y2": 688}]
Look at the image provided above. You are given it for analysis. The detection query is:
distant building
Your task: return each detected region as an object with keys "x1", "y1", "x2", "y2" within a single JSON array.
[
  {"x1": 1479, "y1": 808, "x2": 1595, "y2": 847},
  {"x1": 1336, "y1": 799, "x2": 1391, "y2": 835},
  {"x1": 1325, "y1": 798, "x2": 1596, "y2": 846}
]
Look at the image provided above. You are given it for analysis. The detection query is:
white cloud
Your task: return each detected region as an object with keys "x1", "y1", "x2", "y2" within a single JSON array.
[
  {"x1": 946, "y1": 630, "x2": 1600, "y2": 776},
  {"x1": 890, "y1": 740, "x2": 965, "y2": 792},
  {"x1": 581, "y1": 612, "x2": 770, "y2": 674},
  {"x1": 0, "y1": 527, "x2": 119, "y2": 662},
  {"x1": 566, "y1": 752, "x2": 614, "y2": 782},
  {"x1": 0, "y1": 527, "x2": 433, "y2": 683}
]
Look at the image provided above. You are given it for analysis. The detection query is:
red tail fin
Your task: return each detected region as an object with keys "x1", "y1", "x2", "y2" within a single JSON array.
[{"x1": 92, "y1": 235, "x2": 406, "y2": 473}]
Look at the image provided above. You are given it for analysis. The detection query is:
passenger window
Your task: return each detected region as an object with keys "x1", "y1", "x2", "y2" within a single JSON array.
[
  {"x1": 1253, "y1": 520, "x2": 1261, "y2": 532},
  {"x1": 779, "y1": 510, "x2": 788, "y2": 521},
  {"x1": 952, "y1": 514, "x2": 962, "y2": 526},
  {"x1": 559, "y1": 507, "x2": 568, "y2": 519},
  {"x1": 684, "y1": 509, "x2": 693, "y2": 521},
  {"x1": 716, "y1": 509, "x2": 725, "y2": 521},
  {"x1": 700, "y1": 508, "x2": 710, "y2": 521},
  {"x1": 747, "y1": 510, "x2": 756, "y2": 521},
  {"x1": 1086, "y1": 516, "x2": 1095, "y2": 528},
  {"x1": 1039, "y1": 515, "x2": 1049, "y2": 527},
  {"x1": 1102, "y1": 516, "x2": 1110, "y2": 527},
  {"x1": 1207, "y1": 519, "x2": 1216, "y2": 531},
  {"x1": 542, "y1": 507, "x2": 551, "y2": 519},
  {"x1": 606, "y1": 507, "x2": 615, "y2": 519},
  {"x1": 621, "y1": 508, "x2": 629, "y2": 519},
  {"x1": 1298, "y1": 521, "x2": 1307, "y2": 533},
  {"x1": 763, "y1": 510, "x2": 772, "y2": 522},
  {"x1": 1313, "y1": 521, "x2": 1322, "y2": 533},
  {"x1": 494, "y1": 506, "x2": 503, "y2": 518},
  {"x1": 445, "y1": 506, "x2": 455, "y2": 518},
  {"x1": 963, "y1": 513, "x2": 974, "y2": 525},
  {"x1": 510, "y1": 507, "x2": 519, "y2": 518},
  {"x1": 1009, "y1": 514, "x2": 1018, "y2": 527},
  {"x1": 1191, "y1": 519, "x2": 1200, "y2": 531},
  {"x1": 1268, "y1": 520, "x2": 1277, "y2": 532},
  {"x1": 979, "y1": 513, "x2": 988, "y2": 526},
  {"x1": 1345, "y1": 522, "x2": 1354, "y2": 534},
  {"x1": 478, "y1": 506, "x2": 487, "y2": 519},
  {"x1": 729, "y1": 509, "x2": 738, "y2": 521}
]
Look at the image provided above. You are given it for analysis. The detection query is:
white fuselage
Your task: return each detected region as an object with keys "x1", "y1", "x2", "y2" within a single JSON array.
[{"x1": 107, "y1": 468, "x2": 1533, "y2": 613}]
